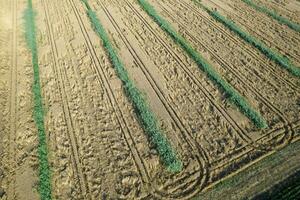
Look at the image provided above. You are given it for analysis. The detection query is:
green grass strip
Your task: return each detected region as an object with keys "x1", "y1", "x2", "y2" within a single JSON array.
[
  {"x1": 255, "y1": 169, "x2": 300, "y2": 200},
  {"x1": 137, "y1": 0, "x2": 267, "y2": 129},
  {"x1": 24, "y1": 0, "x2": 52, "y2": 199},
  {"x1": 194, "y1": 140, "x2": 300, "y2": 200},
  {"x1": 81, "y1": 0, "x2": 182, "y2": 172},
  {"x1": 242, "y1": 0, "x2": 300, "y2": 32},
  {"x1": 192, "y1": 0, "x2": 300, "y2": 78}
]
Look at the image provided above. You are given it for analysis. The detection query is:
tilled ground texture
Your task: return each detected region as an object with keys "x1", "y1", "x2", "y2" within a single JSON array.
[{"x1": 0, "y1": 0, "x2": 299, "y2": 199}]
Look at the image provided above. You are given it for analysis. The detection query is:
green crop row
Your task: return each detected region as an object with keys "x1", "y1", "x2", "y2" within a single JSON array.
[
  {"x1": 192, "y1": 0, "x2": 300, "y2": 78},
  {"x1": 242, "y1": 0, "x2": 300, "y2": 32},
  {"x1": 80, "y1": 0, "x2": 182, "y2": 172},
  {"x1": 24, "y1": 0, "x2": 52, "y2": 199},
  {"x1": 137, "y1": 0, "x2": 267, "y2": 128}
]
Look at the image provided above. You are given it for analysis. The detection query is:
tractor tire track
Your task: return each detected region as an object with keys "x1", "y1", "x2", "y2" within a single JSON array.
[
  {"x1": 177, "y1": 0, "x2": 300, "y2": 91},
  {"x1": 41, "y1": 0, "x2": 91, "y2": 198},
  {"x1": 7, "y1": 0, "x2": 17, "y2": 198},
  {"x1": 67, "y1": 0, "x2": 151, "y2": 185},
  {"x1": 119, "y1": 0, "x2": 283, "y2": 166},
  {"x1": 68, "y1": 1, "x2": 205, "y2": 197},
  {"x1": 212, "y1": 0, "x2": 300, "y2": 64},
  {"x1": 69, "y1": 1, "x2": 209, "y2": 199},
  {"x1": 156, "y1": 0, "x2": 295, "y2": 150},
  {"x1": 123, "y1": 0, "x2": 258, "y2": 142},
  {"x1": 99, "y1": 3, "x2": 209, "y2": 198},
  {"x1": 249, "y1": 0, "x2": 300, "y2": 24}
]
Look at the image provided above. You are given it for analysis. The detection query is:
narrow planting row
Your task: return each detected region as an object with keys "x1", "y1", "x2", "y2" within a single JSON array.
[
  {"x1": 23, "y1": 0, "x2": 52, "y2": 199},
  {"x1": 80, "y1": 0, "x2": 182, "y2": 172},
  {"x1": 241, "y1": 0, "x2": 300, "y2": 32},
  {"x1": 137, "y1": 0, "x2": 267, "y2": 129},
  {"x1": 191, "y1": 0, "x2": 300, "y2": 78}
]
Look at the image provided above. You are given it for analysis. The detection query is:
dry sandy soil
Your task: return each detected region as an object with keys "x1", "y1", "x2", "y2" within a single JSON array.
[{"x1": 0, "y1": 0, "x2": 299, "y2": 199}]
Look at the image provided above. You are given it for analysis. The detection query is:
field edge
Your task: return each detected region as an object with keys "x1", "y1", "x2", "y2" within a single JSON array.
[{"x1": 194, "y1": 139, "x2": 300, "y2": 200}]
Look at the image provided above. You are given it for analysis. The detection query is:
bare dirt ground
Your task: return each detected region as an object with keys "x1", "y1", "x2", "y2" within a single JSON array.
[{"x1": 0, "y1": 0, "x2": 299, "y2": 199}]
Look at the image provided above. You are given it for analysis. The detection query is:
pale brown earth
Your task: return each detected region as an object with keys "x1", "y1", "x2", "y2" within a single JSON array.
[{"x1": 0, "y1": 0, "x2": 299, "y2": 199}]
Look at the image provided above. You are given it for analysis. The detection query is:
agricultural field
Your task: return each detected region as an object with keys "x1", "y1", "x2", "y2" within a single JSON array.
[{"x1": 0, "y1": 0, "x2": 299, "y2": 199}]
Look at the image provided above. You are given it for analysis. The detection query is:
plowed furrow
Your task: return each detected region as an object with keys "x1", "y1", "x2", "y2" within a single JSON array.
[
  {"x1": 164, "y1": 0, "x2": 300, "y2": 123},
  {"x1": 108, "y1": 0, "x2": 267, "y2": 171},
  {"x1": 254, "y1": 0, "x2": 300, "y2": 24},
  {"x1": 210, "y1": 118, "x2": 300, "y2": 169},
  {"x1": 41, "y1": 0, "x2": 149, "y2": 198},
  {"x1": 67, "y1": 0, "x2": 151, "y2": 184},
  {"x1": 124, "y1": 0, "x2": 255, "y2": 143},
  {"x1": 7, "y1": 0, "x2": 17, "y2": 198},
  {"x1": 41, "y1": 0, "x2": 90, "y2": 198},
  {"x1": 100, "y1": 3, "x2": 209, "y2": 198},
  {"x1": 177, "y1": 0, "x2": 300, "y2": 91},
  {"x1": 156, "y1": 0, "x2": 295, "y2": 148},
  {"x1": 96, "y1": 0, "x2": 269, "y2": 193},
  {"x1": 101, "y1": 0, "x2": 208, "y2": 166},
  {"x1": 215, "y1": 0, "x2": 300, "y2": 64},
  {"x1": 70, "y1": 1, "x2": 209, "y2": 199}
]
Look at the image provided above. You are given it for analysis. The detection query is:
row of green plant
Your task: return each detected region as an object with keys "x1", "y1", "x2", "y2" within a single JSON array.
[
  {"x1": 80, "y1": 0, "x2": 182, "y2": 172},
  {"x1": 192, "y1": 0, "x2": 300, "y2": 78},
  {"x1": 242, "y1": 0, "x2": 300, "y2": 32},
  {"x1": 137, "y1": 0, "x2": 267, "y2": 128},
  {"x1": 24, "y1": 0, "x2": 52, "y2": 199}
]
